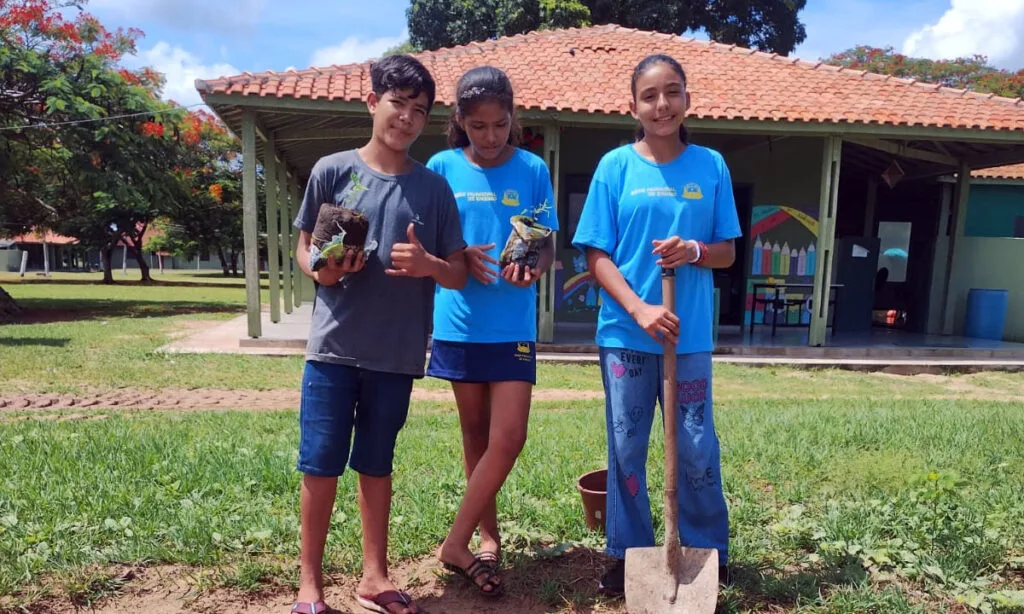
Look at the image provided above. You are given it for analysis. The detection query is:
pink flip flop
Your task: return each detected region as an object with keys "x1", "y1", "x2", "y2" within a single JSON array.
[
  {"x1": 356, "y1": 590, "x2": 425, "y2": 613},
  {"x1": 290, "y1": 601, "x2": 328, "y2": 614}
]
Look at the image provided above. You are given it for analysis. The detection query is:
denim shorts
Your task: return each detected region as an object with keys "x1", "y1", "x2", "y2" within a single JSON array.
[
  {"x1": 426, "y1": 339, "x2": 537, "y2": 384},
  {"x1": 296, "y1": 360, "x2": 414, "y2": 478}
]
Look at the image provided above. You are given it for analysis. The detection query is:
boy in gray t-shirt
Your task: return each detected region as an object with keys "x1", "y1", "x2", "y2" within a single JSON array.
[{"x1": 289, "y1": 55, "x2": 467, "y2": 614}]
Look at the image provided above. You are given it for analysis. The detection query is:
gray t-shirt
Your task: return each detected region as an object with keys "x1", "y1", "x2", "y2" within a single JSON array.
[{"x1": 294, "y1": 149, "x2": 466, "y2": 377}]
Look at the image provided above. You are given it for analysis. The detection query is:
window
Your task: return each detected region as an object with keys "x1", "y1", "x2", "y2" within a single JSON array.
[
  {"x1": 877, "y1": 221, "x2": 912, "y2": 283},
  {"x1": 1015, "y1": 215, "x2": 1024, "y2": 239}
]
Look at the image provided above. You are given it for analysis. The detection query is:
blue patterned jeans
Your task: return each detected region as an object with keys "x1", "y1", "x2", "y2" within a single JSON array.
[{"x1": 598, "y1": 347, "x2": 729, "y2": 565}]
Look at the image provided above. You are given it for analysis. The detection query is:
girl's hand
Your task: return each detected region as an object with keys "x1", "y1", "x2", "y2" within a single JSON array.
[
  {"x1": 501, "y1": 263, "x2": 536, "y2": 288},
  {"x1": 632, "y1": 303, "x2": 680, "y2": 345},
  {"x1": 652, "y1": 236, "x2": 699, "y2": 268},
  {"x1": 465, "y1": 243, "x2": 499, "y2": 284}
]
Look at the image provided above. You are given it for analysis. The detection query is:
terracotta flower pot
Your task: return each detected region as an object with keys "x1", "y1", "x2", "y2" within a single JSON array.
[{"x1": 576, "y1": 468, "x2": 608, "y2": 534}]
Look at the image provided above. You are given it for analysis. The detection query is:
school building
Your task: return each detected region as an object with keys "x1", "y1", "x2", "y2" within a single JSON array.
[
  {"x1": 194, "y1": 25, "x2": 1024, "y2": 351},
  {"x1": 1, "y1": 229, "x2": 226, "y2": 274}
]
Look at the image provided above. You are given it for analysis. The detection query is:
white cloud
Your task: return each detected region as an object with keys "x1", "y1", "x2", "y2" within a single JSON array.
[
  {"x1": 903, "y1": 0, "x2": 1024, "y2": 69},
  {"x1": 309, "y1": 30, "x2": 408, "y2": 68},
  {"x1": 125, "y1": 42, "x2": 238, "y2": 107}
]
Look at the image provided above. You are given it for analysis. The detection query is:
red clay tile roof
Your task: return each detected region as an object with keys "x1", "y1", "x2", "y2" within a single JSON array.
[
  {"x1": 197, "y1": 25, "x2": 1024, "y2": 132},
  {"x1": 973, "y1": 163, "x2": 1024, "y2": 179},
  {"x1": 11, "y1": 230, "x2": 78, "y2": 245}
]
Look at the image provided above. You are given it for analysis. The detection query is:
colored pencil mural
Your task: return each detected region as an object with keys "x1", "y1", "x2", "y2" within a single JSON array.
[{"x1": 746, "y1": 204, "x2": 821, "y2": 327}]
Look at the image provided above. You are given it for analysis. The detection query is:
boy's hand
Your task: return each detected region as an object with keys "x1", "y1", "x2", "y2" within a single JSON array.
[
  {"x1": 652, "y1": 236, "x2": 698, "y2": 269},
  {"x1": 465, "y1": 243, "x2": 499, "y2": 285},
  {"x1": 501, "y1": 263, "x2": 536, "y2": 288},
  {"x1": 316, "y1": 248, "x2": 364, "y2": 286},
  {"x1": 631, "y1": 302, "x2": 680, "y2": 345},
  {"x1": 386, "y1": 224, "x2": 435, "y2": 278}
]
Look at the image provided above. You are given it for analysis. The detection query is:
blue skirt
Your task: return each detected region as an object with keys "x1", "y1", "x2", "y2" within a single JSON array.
[{"x1": 427, "y1": 339, "x2": 537, "y2": 384}]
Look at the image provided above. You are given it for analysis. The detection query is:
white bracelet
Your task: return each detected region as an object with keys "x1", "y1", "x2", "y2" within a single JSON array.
[{"x1": 688, "y1": 240, "x2": 702, "y2": 264}]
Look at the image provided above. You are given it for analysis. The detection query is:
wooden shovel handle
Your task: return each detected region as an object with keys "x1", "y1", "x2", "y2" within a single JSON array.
[{"x1": 662, "y1": 268, "x2": 681, "y2": 562}]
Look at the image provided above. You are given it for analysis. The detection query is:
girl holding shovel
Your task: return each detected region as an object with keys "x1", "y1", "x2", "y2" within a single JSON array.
[
  {"x1": 425, "y1": 65, "x2": 558, "y2": 597},
  {"x1": 571, "y1": 54, "x2": 742, "y2": 597}
]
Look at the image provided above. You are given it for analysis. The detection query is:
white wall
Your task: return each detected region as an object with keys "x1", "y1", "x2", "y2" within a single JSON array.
[{"x1": 2, "y1": 248, "x2": 22, "y2": 272}]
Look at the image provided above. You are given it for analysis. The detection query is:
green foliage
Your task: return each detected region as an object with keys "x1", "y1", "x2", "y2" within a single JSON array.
[
  {"x1": 0, "y1": 0, "x2": 246, "y2": 284},
  {"x1": 406, "y1": 0, "x2": 807, "y2": 54}
]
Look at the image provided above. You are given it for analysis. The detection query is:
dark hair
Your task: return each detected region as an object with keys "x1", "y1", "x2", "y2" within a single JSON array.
[
  {"x1": 369, "y1": 54, "x2": 436, "y2": 112},
  {"x1": 446, "y1": 65, "x2": 522, "y2": 149},
  {"x1": 630, "y1": 54, "x2": 689, "y2": 144}
]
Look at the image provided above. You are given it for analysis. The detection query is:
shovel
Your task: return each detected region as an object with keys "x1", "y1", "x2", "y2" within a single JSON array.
[{"x1": 624, "y1": 267, "x2": 720, "y2": 614}]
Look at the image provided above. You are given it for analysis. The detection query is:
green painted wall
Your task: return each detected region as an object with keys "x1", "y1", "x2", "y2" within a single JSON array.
[
  {"x1": 726, "y1": 137, "x2": 823, "y2": 207},
  {"x1": 965, "y1": 184, "x2": 1024, "y2": 238},
  {"x1": 948, "y1": 237, "x2": 1024, "y2": 342}
]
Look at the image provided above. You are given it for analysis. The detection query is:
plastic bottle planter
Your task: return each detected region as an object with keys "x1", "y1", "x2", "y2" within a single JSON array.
[{"x1": 499, "y1": 215, "x2": 553, "y2": 279}]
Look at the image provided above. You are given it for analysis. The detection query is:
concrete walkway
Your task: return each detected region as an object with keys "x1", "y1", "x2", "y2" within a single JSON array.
[{"x1": 158, "y1": 307, "x2": 1024, "y2": 373}]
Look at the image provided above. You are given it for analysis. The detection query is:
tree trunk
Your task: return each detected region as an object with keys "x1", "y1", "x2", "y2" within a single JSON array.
[
  {"x1": 0, "y1": 285, "x2": 21, "y2": 323},
  {"x1": 217, "y1": 246, "x2": 230, "y2": 276},
  {"x1": 230, "y1": 251, "x2": 240, "y2": 276},
  {"x1": 101, "y1": 246, "x2": 114, "y2": 284},
  {"x1": 126, "y1": 241, "x2": 151, "y2": 282}
]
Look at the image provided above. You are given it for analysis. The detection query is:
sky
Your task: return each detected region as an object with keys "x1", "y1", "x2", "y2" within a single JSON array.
[{"x1": 81, "y1": 0, "x2": 1024, "y2": 109}]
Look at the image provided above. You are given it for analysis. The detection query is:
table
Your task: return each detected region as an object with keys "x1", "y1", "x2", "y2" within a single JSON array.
[{"x1": 749, "y1": 283, "x2": 844, "y2": 337}]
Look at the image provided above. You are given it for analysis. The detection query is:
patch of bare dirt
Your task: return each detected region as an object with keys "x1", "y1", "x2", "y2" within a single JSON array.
[
  {"x1": 873, "y1": 372, "x2": 1024, "y2": 401},
  {"x1": 0, "y1": 387, "x2": 603, "y2": 414},
  {"x1": 18, "y1": 551, "x2": 625, "y2": 614},
  {"x1": 165, "y1": 320, "x2": 225, "y2": 340}
]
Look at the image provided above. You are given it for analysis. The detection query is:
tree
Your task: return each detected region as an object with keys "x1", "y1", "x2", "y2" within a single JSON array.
[
  {"x1": 822, "y1": 46, "x2": 1024, "y2": 99},
  {"x1": 150, "y1": 112, "x2": 253, "y2": 277},
  {"x1": 0, "y1": 0, "x2": 179, "y2": 285},
  {"x1": 1, "y1": 0, "x2": 237, "y2": 287},
  {"x1": 405, "y1": 0, "x2": 805, "y2": 55}
]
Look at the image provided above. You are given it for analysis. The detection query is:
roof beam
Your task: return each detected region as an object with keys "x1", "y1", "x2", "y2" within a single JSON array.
[
  {"x1": 202, "y1": 92, "x2": 1024, "y2": 144},
  {"x1": 842, "y1": 137, "x2": 958, "y2": 166},
  {"x1": 276, "y1": 127, "x2": 372, "y2": 142},
  {"x1": 966, "y1": 147, "x2": 1024, "y2": 170},
  {"x1": 275, "y1": 124, "x2": 445, "y2": 142}
]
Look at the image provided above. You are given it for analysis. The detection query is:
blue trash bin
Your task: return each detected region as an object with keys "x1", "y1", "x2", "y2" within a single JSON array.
[{"x1": 963, "y1": 288, "x2": 1009, "y2": 341}]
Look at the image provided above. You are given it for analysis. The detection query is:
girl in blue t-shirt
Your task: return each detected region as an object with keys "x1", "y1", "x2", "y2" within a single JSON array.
[
  {"x1": 425, "y1": 65, "x2": 559, "y2": 597},
  {"x1": 571, "y1": 54, "x2": 742, "y2": 597}
]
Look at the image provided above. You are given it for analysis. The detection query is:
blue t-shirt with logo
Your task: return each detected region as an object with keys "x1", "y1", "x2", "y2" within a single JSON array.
[
  {"x1": 427, "y1": 147, "x2": 559, "y2": 343},
  {"x1": 571, "y1": 144, "x2": 742, "y2": 355}
]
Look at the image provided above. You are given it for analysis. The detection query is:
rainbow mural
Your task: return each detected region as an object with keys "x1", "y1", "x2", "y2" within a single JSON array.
[{"x1": 555, "y1": 253, "x2": 601, "y2": 320}]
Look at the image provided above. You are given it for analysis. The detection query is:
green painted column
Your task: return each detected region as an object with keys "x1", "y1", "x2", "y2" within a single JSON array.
[
  {"x1": 241, "y1": 111, "x2": 262, "y2": 338},
  {"x1": 291, "y1": 176, "x2": 314, "y2": 304},
  {"x1": 263, "y1": 135, "x2": 282, "y2": 324},
  {"x1": 538, "y1": 123, "x2": 560, "y2": 344},
  {"x1": 277, "y1": 159, "x2": 293, "y2": 314},
  {"x1": 808, "y1": 136, "x2": 842, "y2": 347},
  {"x1": 289, "y1": 173, "x2": 302, "y2": 308},
  {"x1": 941, "y1": 161, "x2": 971, "y2": 335}
]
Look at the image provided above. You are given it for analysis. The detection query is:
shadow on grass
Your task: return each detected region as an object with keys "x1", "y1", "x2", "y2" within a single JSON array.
[
  {"x1": 426, "y1": 549, "x2": 872, "y2": 613},
  {"x1": 720, "y1": 557, "x2": 869, "y2": 612},
  {"x1": 0, "y1": 337, "x2": 70, "y2": 347},
  {"x1": 427, "y1": 546, "x2": 622, "y2": 613},
  {"x1": 9, "y1": 299, "x2": 244, "y2": 324}
]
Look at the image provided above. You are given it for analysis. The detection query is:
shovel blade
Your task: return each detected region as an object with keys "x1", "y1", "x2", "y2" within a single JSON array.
[{"x1": 624, "y1": 546, "x2": 719, "y2": 614}]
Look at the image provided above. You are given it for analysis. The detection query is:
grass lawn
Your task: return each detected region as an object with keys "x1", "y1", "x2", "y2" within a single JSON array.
[{"x1": 1, "y1": 281, "x2": 1023, "y2": 613}]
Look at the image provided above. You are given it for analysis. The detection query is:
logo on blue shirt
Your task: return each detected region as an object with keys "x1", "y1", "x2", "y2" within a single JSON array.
[
  {"x1": 501, "y1": 189, "x2": 520, "y2": 207},
  {"x1": 683, "y1": 183, "x2": 704, "y2": 200}
]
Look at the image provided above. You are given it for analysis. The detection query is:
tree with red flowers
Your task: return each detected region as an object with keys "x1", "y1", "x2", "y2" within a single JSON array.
[
  {"x1": 822, "y1": 46, "x2": 1024, "y2": 100},
  {"x1": 0, "y1": 0, "x2": 245, "y2": 286},
  {"x1": 148, "y1": 111, "x2": 256, "y2": 277}
]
